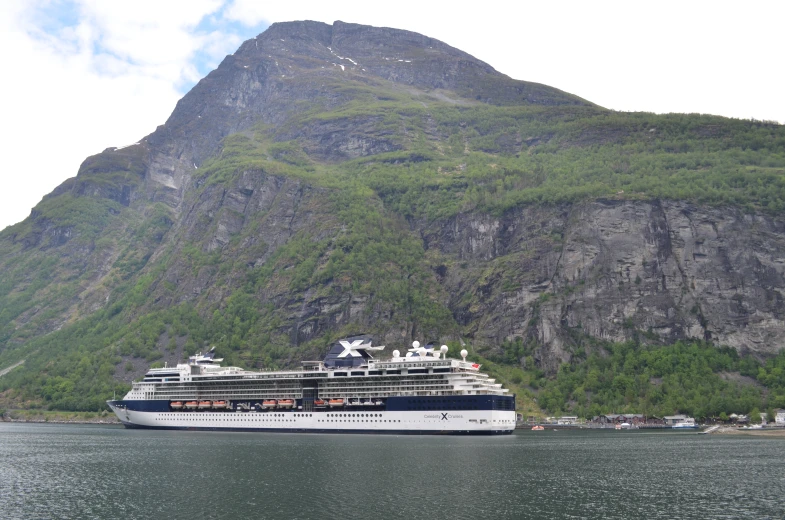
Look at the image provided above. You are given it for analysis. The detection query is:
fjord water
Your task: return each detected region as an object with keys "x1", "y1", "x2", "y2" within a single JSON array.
[{"x1": 1, "y1": 423, "x2": 782, "y2": 520}]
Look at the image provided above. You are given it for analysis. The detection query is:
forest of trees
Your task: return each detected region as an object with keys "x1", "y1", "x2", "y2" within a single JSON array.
[{"x1": 477, "y1": 339, "x2": 785, "y2": 419}]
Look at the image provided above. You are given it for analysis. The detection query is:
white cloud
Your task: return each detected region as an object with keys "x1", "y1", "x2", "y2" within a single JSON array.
[{"x1": 0, "y1": 0, "x2": 236, "y2": 231}]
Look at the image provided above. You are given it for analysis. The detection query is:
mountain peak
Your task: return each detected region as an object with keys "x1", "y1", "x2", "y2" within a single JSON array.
[
  {"x1": 238, "y1": 19, "x2": 589, "y2": 107},
  {"x1": 138, "y1": 19, "x2": 592, "y2": 192}
]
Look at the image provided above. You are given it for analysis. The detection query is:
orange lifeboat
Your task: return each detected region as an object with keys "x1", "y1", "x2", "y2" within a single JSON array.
[
  {"x1": 198, "y1": 400, "x2": 212, "y2": 410},
  {"x1": 184, "y1": 401, "x2": 198, "y2": 409},
  {"x1": 170, "y1": 401, "x2": 184, "y2": 410},
  {"x1": 314, "y1": 399, "x2": 326, "y2": 407},
  {"x1": 278, "y1": 399, "x2": 295, "y2": 409},
  {"x1": 328, "y1": 398, "x2": 345, "y2": 408},
  {"x1": 212, "y1": 400, "x2": 228, "y2": 409},
  {"x1": 262, "y1": 400, "x2": 277, "y2": 409}
]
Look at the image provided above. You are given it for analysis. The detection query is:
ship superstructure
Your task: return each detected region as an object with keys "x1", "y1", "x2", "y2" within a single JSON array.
[{"x1": 107, "y1": 336, "x2": 516, "y2": 434}]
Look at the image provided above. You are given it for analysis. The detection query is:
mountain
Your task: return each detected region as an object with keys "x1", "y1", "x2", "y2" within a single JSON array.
[{"x1": 1, "y1": 21, "x2": 784, "y2": 416}]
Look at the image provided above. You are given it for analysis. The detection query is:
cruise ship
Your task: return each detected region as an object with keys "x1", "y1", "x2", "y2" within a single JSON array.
[{"x1": 107, "y1": 336, "x2": 516, "y2": 435}]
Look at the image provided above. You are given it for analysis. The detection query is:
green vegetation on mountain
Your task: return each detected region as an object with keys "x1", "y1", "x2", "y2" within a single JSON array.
[
  {"x1": 201, "y1": 104, "x2": 785, "y2": 218},
  {"x1": 1, "y1": 21, "x2": 785, "y2": 418},
  {"x1": 473, "y1": 339, "x2": 785, "y2": 419}
]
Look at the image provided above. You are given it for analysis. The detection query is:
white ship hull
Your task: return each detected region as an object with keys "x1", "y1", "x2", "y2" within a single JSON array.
[{"x1": 109, "y1": 403, "x2": 516, "y2": 435}]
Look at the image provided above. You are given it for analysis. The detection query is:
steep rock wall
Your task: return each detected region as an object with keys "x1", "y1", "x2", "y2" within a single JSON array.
[{"x1": 422, "y1": 200, "x2": 785, "y2": 365}]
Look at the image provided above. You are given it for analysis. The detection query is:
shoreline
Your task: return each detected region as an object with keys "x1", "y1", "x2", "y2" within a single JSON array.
[
  {"x1": 713, "y1": 427, "x2": 785, "y2": 437},
  {"x1": 517, "y1": 423, "x2": 785, "y2": 436},
  {"x1": 2, "y1": 418, "x2": 121, "y2": 425},
  {"x1": 1, "y1": 410, "x2": 120, "y2": 425}
]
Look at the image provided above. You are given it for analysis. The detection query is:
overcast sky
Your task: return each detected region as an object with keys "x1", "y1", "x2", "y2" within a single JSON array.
[{"x1": 1, "y1": 0, "x2": 782, "y2": 231}]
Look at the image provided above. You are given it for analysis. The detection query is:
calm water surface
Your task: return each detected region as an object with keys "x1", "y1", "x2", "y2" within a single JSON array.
[{"x1": 1, "y1": 423, "x2": 783, "y2": 519}]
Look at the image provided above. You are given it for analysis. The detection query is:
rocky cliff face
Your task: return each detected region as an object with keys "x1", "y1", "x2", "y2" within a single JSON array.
[
  {"x1": 419, "y1": 200, "x2": 785, "y2": 368},
  {"x1": 1, "y1": 20, "x2": 784, "y2": 401}
]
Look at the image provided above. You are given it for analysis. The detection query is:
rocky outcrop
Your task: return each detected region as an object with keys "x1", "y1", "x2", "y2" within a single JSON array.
[{"x1": 422, "y1": 200, "x2": 785, "y2": 363}]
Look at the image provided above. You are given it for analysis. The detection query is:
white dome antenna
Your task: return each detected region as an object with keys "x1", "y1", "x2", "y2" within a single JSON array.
[
  {"x1": 412, "y1": 341, "x2": 420, "y2": 349},
  {"x1": 392, "y1": 350, "x2": 400, "y2": 358},
  {"x1": 460, "y1": 349, "x2": 468, "y2": 361},
  {"x1": 440, "y1": 345, "x2": 448, "y2": 359}
]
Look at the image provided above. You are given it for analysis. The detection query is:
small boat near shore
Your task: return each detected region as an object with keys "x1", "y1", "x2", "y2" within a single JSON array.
[
  {"x1": 672, "y1": 417, "x2": 699, "y2": 429},
  {"x1": 531, "y1": 425, "x2": 545, "y2": 431}
]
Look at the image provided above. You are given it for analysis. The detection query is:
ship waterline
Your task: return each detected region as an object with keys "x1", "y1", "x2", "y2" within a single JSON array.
[{"x1": 108, "y1": 336, "x2": 516, "y2": 434}]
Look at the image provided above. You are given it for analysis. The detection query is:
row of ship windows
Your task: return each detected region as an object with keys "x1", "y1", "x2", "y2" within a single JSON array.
[
  {"x1": 145, "y1": 377, "x2": 460, "y2": 390},
  {"x1": 155, "y1": 414, "x2": 515, "y2": 424},
  {"x1": 149, "y1": 392, "x2": 492, "y2": 402},
  {"x1": 156, "y1": 417, "x2": 300, "y2": 422},
  {"x1": 156, "y1": 412, "x2": 514, "y2": 419},
  {"x1": 319, "y1": 420, "x2": 399, "y2": 423},
  {"x1": 155, "y1": 415, "x2": 399, "y2": 422},
  {"x1": 147, "y1": 374, "x2": 465, "y2": 384},
  {"x1": 149, "y1": 387, "x2": 497, "y2": 397},
  {"x1": 327, "y1": 413, "x2": 382, "y2": 417},
  {"x1": 331, "y1": 368, "x2": 451, "y2": 377},
  {"x1": 159, "y1": 414, "x2": 314, "y2": 418},
  {"x1": 155, "y1": 413, "x2": 412, "y2": 423},
  {"x1": 320, "y1": 385, "x2": 450, "y2": 391},
  {"x1": 411, "y1": 406, "x2": 479, "y2": 410},
  {"x1": 148, "y1": 379, "x2": 461, "y2": 388},
  {"x1": 149, "y1": 381, "x2": 452, "y2": 392}
]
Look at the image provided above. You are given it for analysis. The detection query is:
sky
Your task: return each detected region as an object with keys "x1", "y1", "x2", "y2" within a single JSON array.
[{"x1": 0, "y1": 0, "x2": 783, "y2": 231}]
